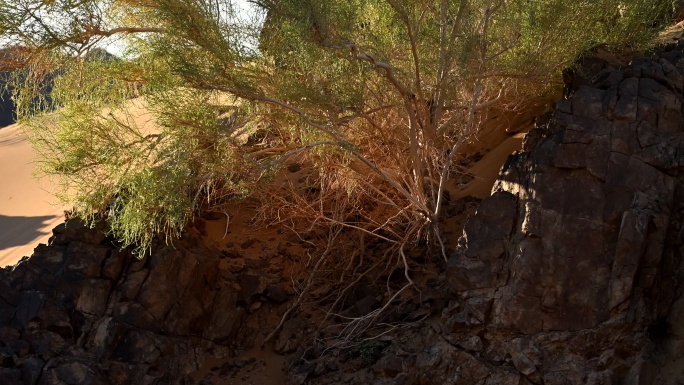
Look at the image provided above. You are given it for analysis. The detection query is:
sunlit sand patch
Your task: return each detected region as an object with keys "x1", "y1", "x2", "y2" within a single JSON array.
[{"x1": 0, "y1": 123, "x2": 65, "y2": 267}]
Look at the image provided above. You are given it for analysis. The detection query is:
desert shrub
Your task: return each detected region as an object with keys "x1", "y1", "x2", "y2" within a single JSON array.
[{"x1": 0, "y1": 0, "x2": 670, "y2": 258}]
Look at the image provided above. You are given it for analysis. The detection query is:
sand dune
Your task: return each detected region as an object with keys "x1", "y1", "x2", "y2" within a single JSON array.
[{"x1": 0, "y1": 124, "x2": 65, "y2": 267}]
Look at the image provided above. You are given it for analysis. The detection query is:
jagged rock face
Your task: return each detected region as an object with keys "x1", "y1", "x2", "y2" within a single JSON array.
[
  {"x1": 283, "y1": 46, "x2": 684, "y2": 385},
  {"x1": 446, "y1": 44, "x2": 684, "y2": 384},
  {"x1": 0, "y1": 220, "x2": 245, "y2": 384}
]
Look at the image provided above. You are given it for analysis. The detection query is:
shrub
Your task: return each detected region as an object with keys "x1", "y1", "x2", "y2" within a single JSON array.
[{"x1": 0, "y1": 0, "x2": 670, "y2": 256}]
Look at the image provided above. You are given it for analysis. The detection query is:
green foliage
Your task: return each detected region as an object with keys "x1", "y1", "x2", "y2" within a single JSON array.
[
  {"x1": 0, "y1": 0, "x2": 671, "y2": 254},
  {"x1": 13, "y1": 49, "x2": 256, "y2": 255}
]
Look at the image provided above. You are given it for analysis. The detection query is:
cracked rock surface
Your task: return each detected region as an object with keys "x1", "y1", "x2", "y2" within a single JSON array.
[
  {"x1": 0, "y1": 220, "x2": 250, "y2": 384},
  {"x1": 441, "y1": 43, "x2": 684, "y2": 384}
]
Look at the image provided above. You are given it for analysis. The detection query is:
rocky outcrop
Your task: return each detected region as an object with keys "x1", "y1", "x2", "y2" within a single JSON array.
[
  {"x1": 295, "y1": 43, "x2": 684, "y2": 385},
  {"x1": 443, "y1": 43, "x2": 684, "y2": 384},
  {"x1": 245, "y1": 45, "x2": 680, "y2": 385},
  {"x1": 0, "y1": 220, "x2": 265, "y2": 384}
]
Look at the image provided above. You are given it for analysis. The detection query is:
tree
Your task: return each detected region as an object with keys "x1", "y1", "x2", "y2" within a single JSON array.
[{"x1": 0, "y1": 0, "x2": 669, "y2": 259}]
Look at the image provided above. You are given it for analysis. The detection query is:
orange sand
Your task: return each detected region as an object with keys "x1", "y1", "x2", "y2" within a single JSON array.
[{"x1": 0, "y1": 124, "x2": 65, "y2": 267}]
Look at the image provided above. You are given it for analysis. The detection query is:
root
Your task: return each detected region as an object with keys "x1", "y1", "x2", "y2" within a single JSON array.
[
  {"x1": 263, "y1": 228, "x2": 339, "y2": 344},
  {"x1": 325, "y1": 282, "x2": 413, "y2": 347},
  {"x1": 222, "y1": 211, "x2": 230, "y2": 239},
  {"x1": 434, "y1": 224, "x2": 448, "y2": 262}
]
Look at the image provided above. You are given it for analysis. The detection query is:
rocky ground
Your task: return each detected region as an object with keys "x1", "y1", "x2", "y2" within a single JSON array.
[{"x1": 2, "y1": 42, "x2": 684, "y2": 385}]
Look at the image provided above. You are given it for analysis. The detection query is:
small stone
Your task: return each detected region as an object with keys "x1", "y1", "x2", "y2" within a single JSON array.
[
  {"x1": 511, "y1": 352, "x2": 537, "y2": 376},
  {"x1": 459, "y1": 336, "x2": 484, "y2": 353}
]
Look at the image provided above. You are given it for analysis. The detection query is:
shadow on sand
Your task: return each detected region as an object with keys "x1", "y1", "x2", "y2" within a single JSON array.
[{"x1": 0, "y1": 214, "x2": 59, "y2": 251}]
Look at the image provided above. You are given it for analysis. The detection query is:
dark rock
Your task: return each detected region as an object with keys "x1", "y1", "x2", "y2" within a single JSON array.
[
  {"x1": 13, "y1": 291, "x2": 45, "y2": 329},
  {"x1": 7, "y1": 338, "x2": 30, "y2": 357},
  {"x1": 0, "y1": 347, "x2": 14, "y2": 367},
  {"x1": 0, "y1": 217, "x2": 247, "y2": 385},
  {"x1": 63, "y1": 242, "x2": 110, "y2": 278},
  {"x1": 118, "y1": 269, "x2": 149, "y2": 300},
  {"x1": 447, "y1": 191, "x2": 516, "y2": 292},
  {"x1": 440, "y1": 43, "x2": 684, "y2": 385},
  {"x1": 112, "y1": 301, "x2": 161, "y2": 332},
  {"x1": 49, "y1": 220, "x2": 106, "y2": 246},
  {"x1": 340, "y1": 282, "x2": 382, "y2": 317},
  {"x1": 111, "y1": 329, "x2": 161, "y2": 364},
  {"x1": 135, "y1": 247, "x2": 184, "y2": 322},
  {"x1": 101, "y1": 249, "x2": 128, "y2": 281},
  {"x1": 275, "y1": 316, "x2": 303, "y2": 354},
  {"x1": 203, "y1": 287, "x2": 243, "y2": 343},
  {"x1": 22, "y1": 330, "x2": 66, "y2": 357},
  {"x1": 373, "y1": 354, "x2": 404, "y2": 376},
  {"x1": 288, "y1": 363, "x2": 315, "y2": 385},
  {"x1": 265, "y1": 283, "x2": 289, "y2": 304},
  {"x1": 0, "y1": 327, "x2": 20, "y2": 341},
  {"x1": 20, "y1": 357, "x2": 45, "y2": 385},
  {"x1": 0, "y1": 368, "x2": 22, "y2": 383},
  {"x1": 457, "y1": 335, "x2": 484, "y2": 353},
  {"x1": 74, "y1": 279, "x2": 111, "y2": 316},
  {"x1": 55, "y1": 360, "x2": 102, "y2": 384},
  {"x1": 0, "y1": 103, "x2": 14, "y2": 130},
  {"x1": 25, "y1": 244, "x2": 67, "y2": 277},
  {"x1": 237, "y1": 273, "x2": 265, "y2": 302},
  {"x1": 0, "y1": 302, "x2": 16, "y2": 326}
]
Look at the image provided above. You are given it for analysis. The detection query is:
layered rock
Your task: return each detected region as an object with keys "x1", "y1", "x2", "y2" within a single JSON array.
[{"x1": 444, "y1": 44, "x2": 684, "y2": 384}]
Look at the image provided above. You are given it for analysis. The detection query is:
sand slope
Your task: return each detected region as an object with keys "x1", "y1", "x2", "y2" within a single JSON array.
[
  {"x1": 451, "y1": 132, "x2": 526, "y2": 200},
  {"x1": 0, "y1": 124, "x2": 64, "y2": 267}
]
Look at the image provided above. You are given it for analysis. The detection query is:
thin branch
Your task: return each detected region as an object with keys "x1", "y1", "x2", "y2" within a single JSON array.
[
  {"x1": 354, "y1": 51, "x2": 410, "y2": 97},
  {"x1": 193, "y1": 82, "x2": 432, "y2": 216},
  {"x1": 260, "y1": 140, "x2": 339, "y2": 168},
  {"x1": 385, "y1": 0, "x2": 425, "y2": 101},
  {"x1": 263, "y1": 229, "x2": 340, "y2": 344},
  {"x1": 336, "y1": 104, "x2": 396, "y2": 125}
]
